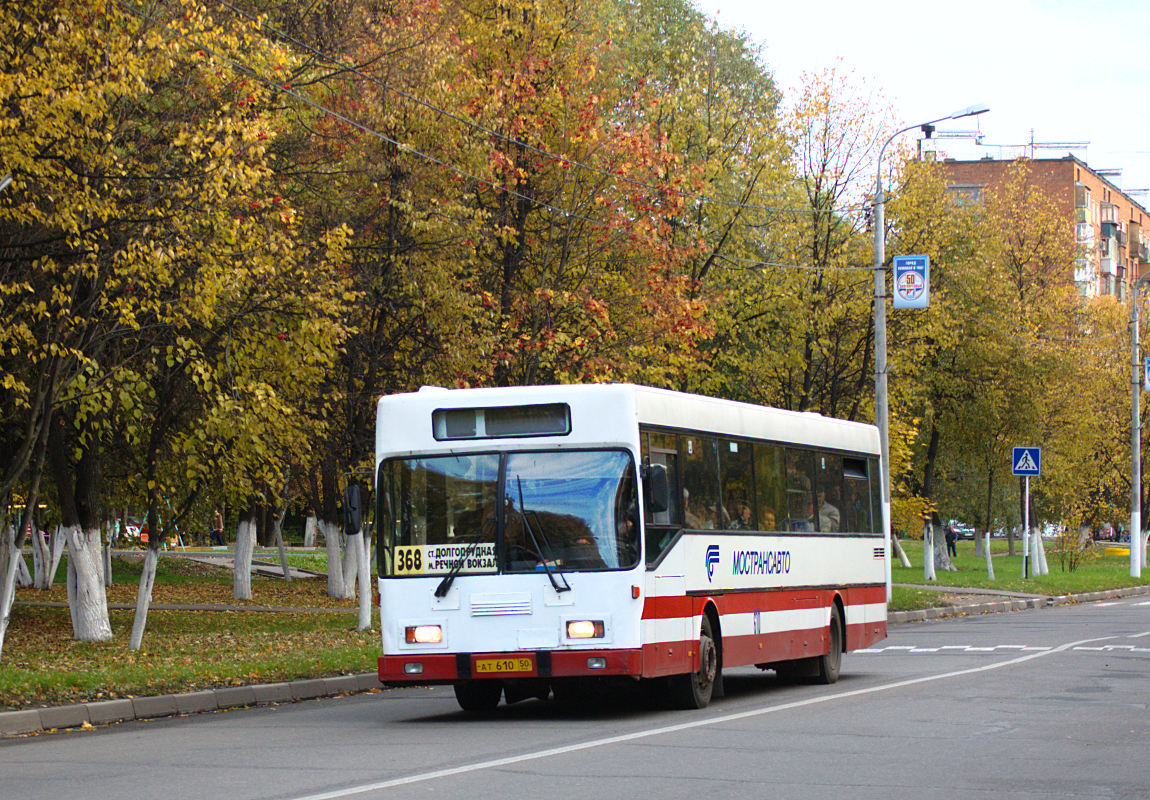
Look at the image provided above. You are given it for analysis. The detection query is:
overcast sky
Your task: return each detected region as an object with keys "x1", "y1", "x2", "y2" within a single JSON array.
[{"x1": 708, "y1": 0, "x2": 1150, "y2": 198}]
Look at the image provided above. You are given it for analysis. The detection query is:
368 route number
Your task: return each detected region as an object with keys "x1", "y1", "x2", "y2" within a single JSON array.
[{"x1": 394, "y1": 546, "x2": 424, "y2": 575}]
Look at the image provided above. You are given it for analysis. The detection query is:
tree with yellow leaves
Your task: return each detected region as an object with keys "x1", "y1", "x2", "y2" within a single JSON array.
[{"x1": 0, "y1": 0, "x2": 351, "y2": 652}]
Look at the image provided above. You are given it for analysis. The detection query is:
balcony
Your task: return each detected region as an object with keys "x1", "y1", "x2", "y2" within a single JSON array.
[{"x1": 1100, "y1": 257, "x2": 1117, "y2": 276}]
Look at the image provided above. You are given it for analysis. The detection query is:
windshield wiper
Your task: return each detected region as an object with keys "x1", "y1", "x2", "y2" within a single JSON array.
[
  {"x1": 433, "y1": 521, "x2": 493, "y2": 598},
  {"x1": 515, "y1": 478, "x2": 571, "y2": 593}
]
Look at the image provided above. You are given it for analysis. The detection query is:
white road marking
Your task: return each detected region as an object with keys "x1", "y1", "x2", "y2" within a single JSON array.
[
  {"x1": 858, "y1": 644, "x2": 1051, "y2": 653},
  {"x1": 290, "y1": 634, "x2": 1119, "y2": 800}
]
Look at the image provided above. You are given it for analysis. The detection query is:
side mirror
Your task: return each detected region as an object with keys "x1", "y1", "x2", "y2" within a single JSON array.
[
  {"x1": 642, "y1": 463, "x2": 669, "y2": 514},
  {"x1": 343, "y1": 483, "x2": 362, "y2": 536}
]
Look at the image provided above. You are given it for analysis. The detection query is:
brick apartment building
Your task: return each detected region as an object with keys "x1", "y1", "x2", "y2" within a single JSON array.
[{"x1": 935, "y1": 155, "x2": 1150, "y2": 300}]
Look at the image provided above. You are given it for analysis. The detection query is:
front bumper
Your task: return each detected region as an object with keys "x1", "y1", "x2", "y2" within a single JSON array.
[{"x1": 379, "y1": 648, "x2": 643, "y2": 684}]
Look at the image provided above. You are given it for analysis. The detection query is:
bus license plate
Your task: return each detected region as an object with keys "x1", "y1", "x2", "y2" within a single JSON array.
[{"x1": 475, "y1": 657, "x2": 534, "y2": 674}]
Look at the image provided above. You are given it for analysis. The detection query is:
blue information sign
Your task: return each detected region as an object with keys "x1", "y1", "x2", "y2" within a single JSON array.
[
  {"x1": 893, "y1": 255, "x2": 930, "y2": 309},
  {"x1": 1012, "y1": 447, "x2": 1041, "y2": 477}
]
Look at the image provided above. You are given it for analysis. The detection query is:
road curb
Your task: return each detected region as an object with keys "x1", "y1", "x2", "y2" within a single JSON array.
[
  {"x1": 888, "y1": 583, "x2": 1150, "y2": 625},
  {"x1": 1, "y1": 672, "x2": 381, "y2": 737}
]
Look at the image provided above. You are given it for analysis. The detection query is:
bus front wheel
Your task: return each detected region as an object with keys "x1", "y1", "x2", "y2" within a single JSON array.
[
  {"x1": 672, "y1": 613, "x2": 718, "y2": 709},
  {"x1": 453, "y1": 680, "x2": 502, "y2": 712}
]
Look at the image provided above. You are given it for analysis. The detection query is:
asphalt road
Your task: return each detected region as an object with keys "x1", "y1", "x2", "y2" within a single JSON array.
[{"x1": 4, "y1": 597, "x2": 1149, "y2": 800}]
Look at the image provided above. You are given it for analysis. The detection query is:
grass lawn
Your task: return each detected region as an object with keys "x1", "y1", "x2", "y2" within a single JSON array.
[
  {"x1": 2, "y1": 555, "x2": 376, "y2": 710},
  {"x1": 890, "y1": 537, "x2": 1150, "y2": 611}
]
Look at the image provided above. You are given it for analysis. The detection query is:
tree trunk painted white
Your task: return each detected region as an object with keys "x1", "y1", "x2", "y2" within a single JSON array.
[
  {"x1": 233, "y1": 513, "x2": 257, "y2": 600},
  {"x1": 0, "y1": 526, "x2": 24, "y2": 660},
  {"x1": 1035, "y1": 530, "x2": 1049, "y2": 575},
  {"x1": 892, "y1": 534, "x2": 912, "y2": 568},
  {"x1": 304, "y1": 514, "x2": 318, "y2": 548},
  {"x1": 353, "y1": 532, "x2": 371, "y2": 631},
  {"x1": 341, "y1": 531, "x2": 359, "y2": 599},
  {"x1": 30, "y1": 524, "x2": 48, "y2": 589},
  {"x1": 927, "y1": 522, "x2": 957, "y2": 574},
  {"x1": 63, "y1": 524, "x2": 113, "y2": 641},
  {"x1": 923, "y1": 524, "x2": 936, "y2": 582},
  {"x1": 47, "y1": 525, "x2": 67, "y2": 587},
  {"x1": 128, "y1": 548, "x2": 160, "y2": 650},
  {"x1": 984, "y1": 532, "x2": 996, "y2": 581},
  {"x1": 16, "y1": 552, "x2": 31, "y2": 587},
  {"x1": 322, "y1": 519, "x2": 348, "y2": 598},
  {"x1": 273, "y1": 506, "x2": 291, "y2": 581}
]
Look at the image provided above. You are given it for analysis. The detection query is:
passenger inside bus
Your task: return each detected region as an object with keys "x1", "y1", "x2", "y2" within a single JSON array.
[
  {"x1": 788, "y1": 496, "x2": 815, "y2": 532},
  {"x1": 728, "y1": 502, "x2": 753, "y2": 530},
  {"x1": 816, "y1": 488, "x2": 840, "y2": 533}
]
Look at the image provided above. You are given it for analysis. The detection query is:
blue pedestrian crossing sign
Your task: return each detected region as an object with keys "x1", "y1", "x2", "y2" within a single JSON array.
[{"x1": 1012, "y1": 447, "x2": 1041, "y2": 476}]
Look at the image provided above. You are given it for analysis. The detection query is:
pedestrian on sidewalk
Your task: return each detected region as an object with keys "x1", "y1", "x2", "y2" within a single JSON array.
[
  {"x1": 945, "y1": 523, "x2": 957, "y2": 557},
  {"x1": 210, "y1": 509, "x2": 225, "y2": 546}
]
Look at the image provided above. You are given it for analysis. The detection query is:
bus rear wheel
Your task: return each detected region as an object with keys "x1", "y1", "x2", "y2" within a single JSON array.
[
  {"x1": 453, "y1": 680, "x2": 502, "y2": 712},
  {"x1": 812, "y1": 604, "x2": 843, "y2": 685},
  {"x1": 672, "y1": 613, "x2": 718, "y2": 709}
]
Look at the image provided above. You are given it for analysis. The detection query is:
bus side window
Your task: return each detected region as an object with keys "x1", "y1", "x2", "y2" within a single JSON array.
[
  {"x1": 642, "y1": 432, "x2": 680, "y2": 526},
  {"x1": 720, "y1": 440, "x2": 754, "y2": 530},
  {"x1": 842, "y1": 457, "x2": 870, "y2": 533},
  {"x1": 815, "y1": 452, "x2": 842, "y2": 533},
  {"x1": 868, "y1": 456, "x2": 881, "y2": 534},
  {"x1": 642, "y1": 431, "x2": 681, "y2": 565},
  {"x1": 784, "y1": 449, "x2": 815, "y2": 532},
  {"x1": 683, "y1": 436, "x2": 720, "y2": 530},
  {"x1": 754, "y1": 444, "x2": 785, "y2": 531}
]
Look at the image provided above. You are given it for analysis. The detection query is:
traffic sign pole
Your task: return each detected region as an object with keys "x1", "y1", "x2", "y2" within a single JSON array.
[
  {"x1": 1025, "y1": 475, "x2": 1035, "y2": 581},
  {"x1": 1012, "y1": 447, "x2": 1040, "y2": 580}
]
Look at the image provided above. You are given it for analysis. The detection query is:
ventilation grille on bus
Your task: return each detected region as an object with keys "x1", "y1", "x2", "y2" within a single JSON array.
[
  {"x1": 471, "y1": 593, "x2": 533, "y2": 616},
  {"x1": 873, "y1": 547, "x2": 885, "y2": 559}
]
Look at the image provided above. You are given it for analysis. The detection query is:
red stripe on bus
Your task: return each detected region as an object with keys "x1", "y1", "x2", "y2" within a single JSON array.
[{"x1": 642, "y1": 584, "x2": 885, "y2": 620}]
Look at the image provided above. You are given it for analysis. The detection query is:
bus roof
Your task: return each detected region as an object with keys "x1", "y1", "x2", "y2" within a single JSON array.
[{"x1": 375, "y1": 384, "x2": 879, "y2": 458}]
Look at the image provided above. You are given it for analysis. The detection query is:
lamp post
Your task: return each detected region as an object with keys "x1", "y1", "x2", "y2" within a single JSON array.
[
  {"x1": 874, "y1": 104, "x2": 989, "y2": 601},
  {"x1": 1131, "y1": 275, "x2": 1150, "y2": 577}
]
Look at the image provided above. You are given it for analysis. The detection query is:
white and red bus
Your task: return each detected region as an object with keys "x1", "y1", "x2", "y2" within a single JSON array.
[{"x1": 374, "y1": 384, "x2": 887, "y2": 711}]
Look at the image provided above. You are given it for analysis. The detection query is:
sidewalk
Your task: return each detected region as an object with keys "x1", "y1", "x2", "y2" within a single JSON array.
[
  {"x1": 888, "y1": 582, "x2": 1150, "y2": 624},
  {"x1": 5, "y1": 584, "x2": 1150, "y2": 738}
]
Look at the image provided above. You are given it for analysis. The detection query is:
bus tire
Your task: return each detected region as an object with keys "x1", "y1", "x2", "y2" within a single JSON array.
[
  {"x1": 672, "y1": 613, "x2": 719, "y2": 709},
  {"x1": 453, "y1": 680, "x2": 502, "y2": 712},
  {"x1": 812, "y1": 604, "x2": 843, "y2": 685}
]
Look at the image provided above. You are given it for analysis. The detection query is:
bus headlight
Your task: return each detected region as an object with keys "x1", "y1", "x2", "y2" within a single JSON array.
[
  {"x1": 405, "y1": 624, "x2": 443, "y2": 644},
  {"x1": 566, "y1": 620, "x2": 605, "y2": 639}
]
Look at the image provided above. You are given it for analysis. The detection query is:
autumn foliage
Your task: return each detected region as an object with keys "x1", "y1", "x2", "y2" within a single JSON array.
[{"x1": 0, "y1": 0, "x2": 1139, "y2": 609}]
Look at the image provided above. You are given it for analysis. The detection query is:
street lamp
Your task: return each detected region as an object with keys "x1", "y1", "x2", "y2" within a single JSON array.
[
  {"x1": 874, "y1": 104, "x2": 989, "y2": 601},
  {"x1": 1131, "y1": 275, "x2": 1150, "y2": 577}
]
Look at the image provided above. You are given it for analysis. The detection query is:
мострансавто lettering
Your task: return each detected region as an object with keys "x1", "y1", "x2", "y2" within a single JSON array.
[{"x1": 731, "y1": 549, "x2": 791, "y2": 576}]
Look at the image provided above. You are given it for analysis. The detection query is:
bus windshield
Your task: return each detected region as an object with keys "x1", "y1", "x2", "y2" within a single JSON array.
[{"x1": 380, "y1": 450, "x2": 639, "y2": 576}]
